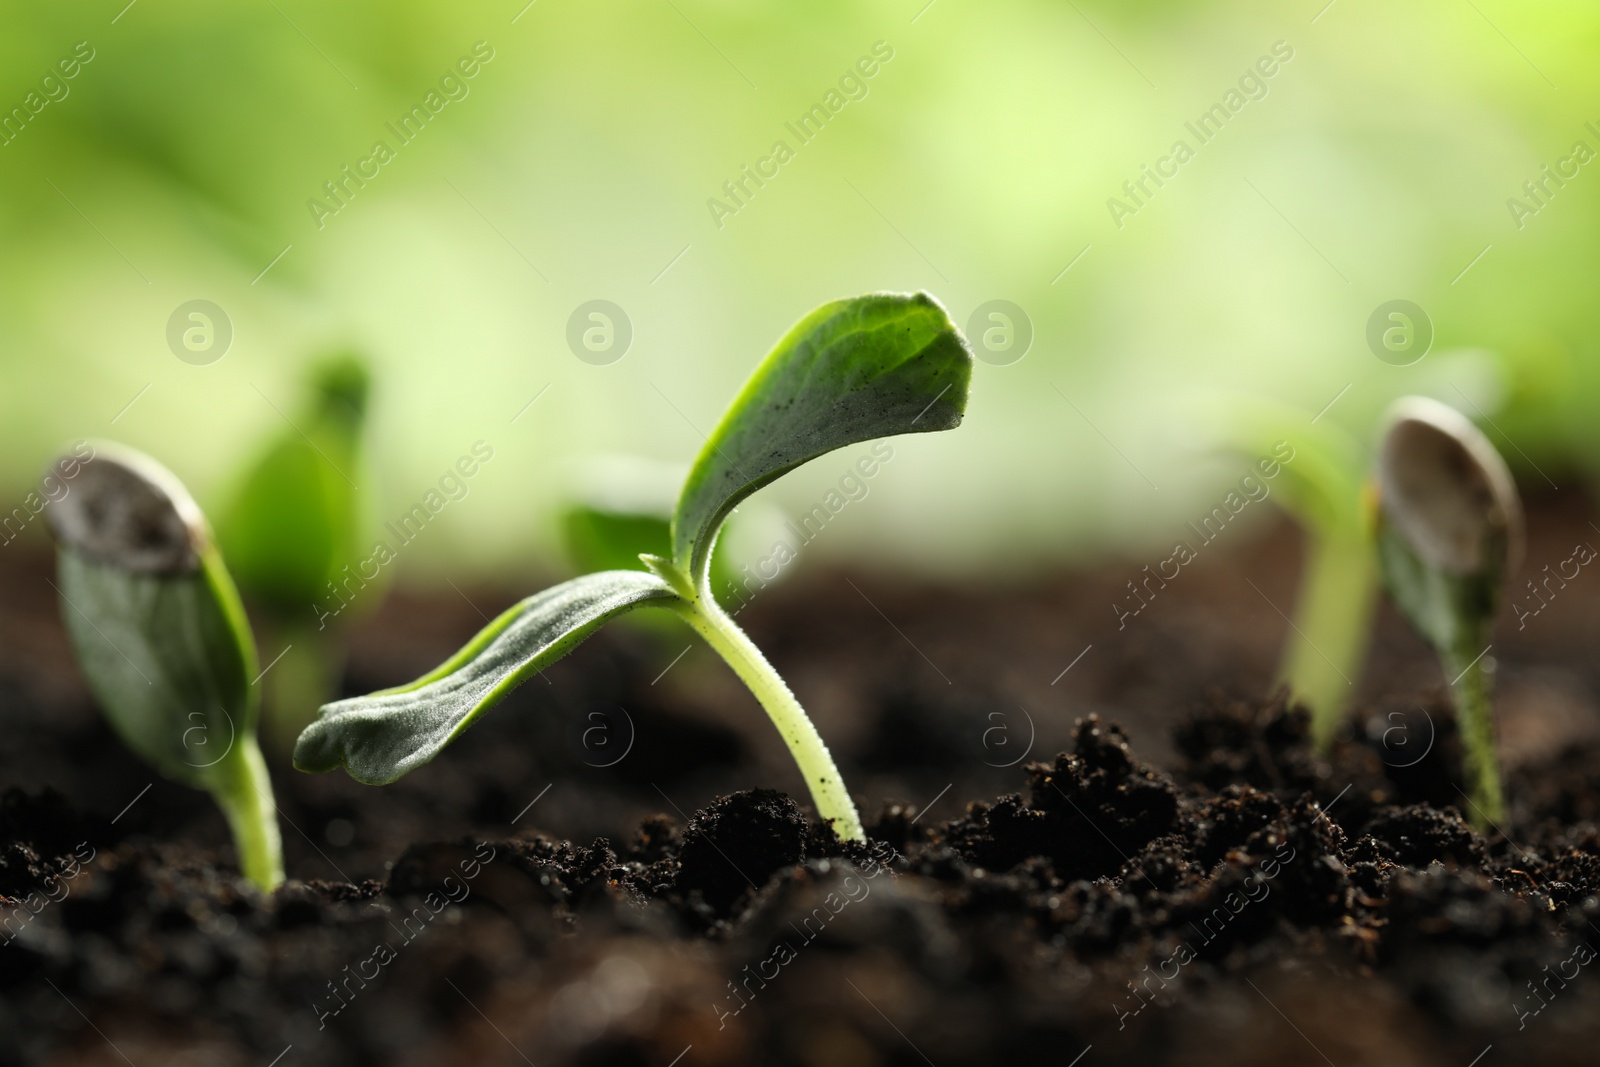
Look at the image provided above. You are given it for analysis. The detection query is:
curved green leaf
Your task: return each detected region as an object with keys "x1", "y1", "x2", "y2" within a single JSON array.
[
  {"x1": 48, "y1": 444, "x2": 258, "y2": 792},
  {"x1": 47, "y1": 442, "x2": 284, "y2": 889},
  {"x1": 672, "y1": 291, "x2": 972, "y2": 583},
  {"x1": 293, "y1": 570, "x2": 681, "y2": 783},
  {"x1": 57, "y1": 548, "x2": 255, "y2": 791},
  {"x1": 219, "y1": 354, "x2": 371, "y2": 620}
]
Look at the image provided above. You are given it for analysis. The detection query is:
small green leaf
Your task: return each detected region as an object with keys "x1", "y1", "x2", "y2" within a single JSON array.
[
  {"x1": 219, "y1": 354, "x2": 370, "y2": 620},
  {"x1": 57, "y1": 548, "x2": 255, "y2": 789},
  {"x1": 559, "y1": 456, "x2": 747, "y2": 607},
  {"x1": 49, "y1": 446, "x2": 256, "y2": 785},
  {"x1": 564, "y1": 509, "x2": 674, "y2": 576},
  {"x1": 1374, "y1": 526, "x2": 1488, "y2": 652},
  {"x1": 293, "y1": 570, "x2": 681, "y2": 783},
  {"x1": 672, "y1": 292, "x2": 972, "y2": 584}
]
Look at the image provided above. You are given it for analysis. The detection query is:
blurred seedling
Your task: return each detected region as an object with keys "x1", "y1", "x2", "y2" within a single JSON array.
[
  {"x1": 47, "y1": 443, "x2": 284, "y2": 890},
  {"x1": 1183, "y1": 394, "x2": 1376, "y2": 747},
  {"x1": 219, "y1": 355, "x2": 374, "y2": 752},
  {"x1": 294, "y1": 292, "x2": 973, "y2": 842},
  {"x1": 1371, "y1": 396, "x2": 1522, "y2": 830},
  {"x1": 560, "y1": 454, "x2": 786, "y2": 621}
]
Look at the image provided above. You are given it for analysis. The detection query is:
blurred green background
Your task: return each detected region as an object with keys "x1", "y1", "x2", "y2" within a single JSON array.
[{"x1": 3, "y1": 0, "x2": 1596, "y2": 586}]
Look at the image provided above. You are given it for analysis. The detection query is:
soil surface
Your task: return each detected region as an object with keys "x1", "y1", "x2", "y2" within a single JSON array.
[{"x1": 2, "y1": 491, "x2": 1598, "y2": 1066}]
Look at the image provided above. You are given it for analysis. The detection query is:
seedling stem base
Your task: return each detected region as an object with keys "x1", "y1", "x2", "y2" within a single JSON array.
[
  {"x1": 212, "y1": 739, "x2": 286, "y2": 891},
  {"x1": 1447, "y1": 632, "x2": 1505, "y2": 831},
  {"x1": 670, "y1": 591, "x2": 865, "y2": 843}
]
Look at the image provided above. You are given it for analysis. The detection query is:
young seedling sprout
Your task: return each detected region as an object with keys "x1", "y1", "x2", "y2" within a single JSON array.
[
  {"x1": 560, "y1": 454, "x2": 782, "y2": 614},
  {"x1": 1372, "y1": 396, "x2": 1523, "y2": 829},
  {"x1": 220, "y1": 355, "x2": 373, "y2": 751},
  {"x1": 46, "y1": 443, "x2": 285, "y2": 890},
  {"x1": 1184, "y1": 394, "x2": 1376, "y2": 747},
  {"x1": 294, "y1": 293, "x2": 973, "y2": 842},
  {"x1": 561, "y1": 456, "x2": 682, "y2": 575}
]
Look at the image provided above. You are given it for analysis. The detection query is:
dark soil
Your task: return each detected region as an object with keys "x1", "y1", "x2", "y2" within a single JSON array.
[{"x1": 2, "y1": 492, "x2": 1599, "y2": 1067}]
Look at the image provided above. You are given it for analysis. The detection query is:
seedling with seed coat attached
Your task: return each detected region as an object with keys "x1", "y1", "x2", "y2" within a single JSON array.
[
  {"x1": 293, "y1": 292, "x2": 973, "y2": 842},
  {"x1": 47, "y1": 443, "x2": 284, "y2": 890},
  {"x1": 1372, "y1": 396, "x2": 1522, "y2": 829}
]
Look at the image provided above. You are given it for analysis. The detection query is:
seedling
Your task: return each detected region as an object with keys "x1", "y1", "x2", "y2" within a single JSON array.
[
  {"x1": 560, "y1": 454, "x2": 781, "y2": 613},
  {"x1": 294, "y1": 292, "x2": 973, "y2": 842},
  {"x1": 561, "y1": 456, "x2": 682, "y2": 576},
  {"x1": 1372, "y1": 396, "x2": 1522, "y2": 829},
  {"x1": 219, "y1": 355, "x2": 373, "y2": 749},
  {"x1": 1183, "y1": 394, "x2": 1376, "y2": 747},
  {"x1": 46, "y1": 443, "x2": 284, "y2": 890}
]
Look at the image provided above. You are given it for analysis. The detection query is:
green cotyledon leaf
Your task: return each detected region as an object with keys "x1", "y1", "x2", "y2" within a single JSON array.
[
  {"x1": 671, "y1": 292, "x2": 972, "y2": 586},
  {"x1": 219, "y1": 354, "x2": 371, "y2": 619},
  {"x1": 1373, "y1": 396, "x2": 1522, "y2": 655},
  {"x1": 47, "y1": 442, "x2": 258, "y2": 791},
  {"x1": 293, "y1": 570, "x2": 681, "y2": 784},
  {"x1": 46, "y1": 441, "x2": 285, "y2": 889}
]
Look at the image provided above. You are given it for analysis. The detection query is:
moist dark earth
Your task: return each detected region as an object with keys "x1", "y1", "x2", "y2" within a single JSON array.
[{"x1": 2, "y1": 492, "x2": 1598, "y2": 1066}]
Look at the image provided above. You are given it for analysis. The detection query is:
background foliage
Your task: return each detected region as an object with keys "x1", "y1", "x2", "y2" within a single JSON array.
[{"x1": 3, "y1": 0, "x2": 1596, "y2": 583}]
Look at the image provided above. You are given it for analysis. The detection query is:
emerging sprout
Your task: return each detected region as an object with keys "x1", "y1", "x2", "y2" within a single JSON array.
[
  {"x1": 294, "y1": 293, "x2": 974, "y2": 842},
  {"x1": 47, "y1": 443, "x2": 285, "y2": 890},
  {"x1": 219, "y1": 355, "x2": 373, "y2": 749},
  {"x1": 560, "y1": 455, "x2": 780, "y2": 612},
  {"x1": 1181, "y1": 394, "x2": 1376, "y2": 747},
  {"x1": 561, "y1": 455, "x2": 683, "y2": 576},
  {"x1": 558, "y1": 457, "x2": 703, "y2": 642},
  {"x1": 1372, "y1": 396, "x2": 1522, "y2": 829}
]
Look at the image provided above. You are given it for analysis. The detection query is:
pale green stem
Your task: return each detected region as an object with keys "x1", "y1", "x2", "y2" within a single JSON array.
[
  {"x1": 1284, "y1": 529, "x2": 1377, "y2": 750},
  {"x1": 210, "y1": 738, "x2": 286, "y2": 890},
  {"x1": 670, "y1": 593, "x2": 865, "y2": 842},
  {"x1": 1445, "y1": 633, "x2": 1504, "y2": 832}
]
